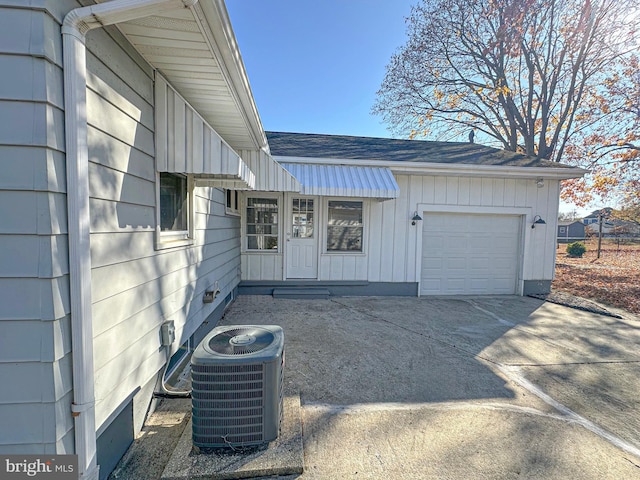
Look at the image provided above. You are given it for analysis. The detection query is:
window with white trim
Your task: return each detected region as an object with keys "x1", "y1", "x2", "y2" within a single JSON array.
[
  {"x1": 326, "y1": 200, "x2": 363, "y2": 252},
  {"x1": 246, "y1": 197, "x2": 279, "y2": 251},
  {"x1": 225, "y1": 189, "x2": 240, "y2": 215},
  {"x1": 158, "y1": 172, "x2": 193, "y2": 246}
]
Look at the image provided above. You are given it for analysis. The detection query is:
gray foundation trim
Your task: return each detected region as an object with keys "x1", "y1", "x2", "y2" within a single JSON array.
[
  {"x1": 97, "y1": 400, "x2": 133, "y2": 480},
  {"x1": 523, "y1": 280, "x2": 552, "y2": 295},
  {"x1": 239, "y1": 281, "x2": 418, "y2": 297}
]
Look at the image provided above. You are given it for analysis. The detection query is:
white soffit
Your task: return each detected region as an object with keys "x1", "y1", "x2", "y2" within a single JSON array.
[
  {"x1": 117, "y1": 1, "x2": 264, "y2": 152},
  {"x1": 117, "y1": 1, "x2": 299, "y2": 192},
  {"x1": 281, "y1": 163, "x2": 400, "y2": 200}
]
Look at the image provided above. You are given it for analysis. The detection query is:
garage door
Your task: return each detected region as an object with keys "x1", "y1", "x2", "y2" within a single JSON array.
[{"x1": 421, "y1": 213, "x2": 521, "y2": 295}]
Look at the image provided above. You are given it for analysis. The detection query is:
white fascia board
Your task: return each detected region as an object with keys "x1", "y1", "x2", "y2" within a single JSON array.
[
  {"x1": 193, "y1": 0, "x2": 268, "y2": 150},
  {"x1": 273, "y1": 155, "x2": 588, "y2": 180}
]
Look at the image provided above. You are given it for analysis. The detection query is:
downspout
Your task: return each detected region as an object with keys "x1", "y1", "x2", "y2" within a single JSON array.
[{"x1": 61, "y1": 1, "x2": 197, "y2": 478}]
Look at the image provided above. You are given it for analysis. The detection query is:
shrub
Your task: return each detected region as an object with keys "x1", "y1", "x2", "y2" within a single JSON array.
[{"x1": 566, "y1": 242, "x2": 587, "y2": 258}]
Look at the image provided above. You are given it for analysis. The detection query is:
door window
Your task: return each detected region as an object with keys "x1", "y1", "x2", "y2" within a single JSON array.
[{"x1": 292, "y1": 198, "x2": 314, "y2": 238}]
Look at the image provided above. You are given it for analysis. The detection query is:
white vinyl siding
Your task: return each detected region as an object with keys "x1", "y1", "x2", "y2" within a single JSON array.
[
  {"x1": 83, "y1": 25, "x2": 241, "y2": 434},
  {"x1": 0, "y1": 4, "x2": 74, "y2": 454}
]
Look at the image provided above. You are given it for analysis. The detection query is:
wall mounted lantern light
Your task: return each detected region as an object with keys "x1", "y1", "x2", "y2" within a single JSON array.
[
  {"x1": 531, "y1": 215, "x2": 546, "y2": 229},
  {"x1": 536, "y1": 178, "x2": 545, "y2": 188},
  {"x1": 411, "y1": 211, "x2": 423, "y2": 226}
]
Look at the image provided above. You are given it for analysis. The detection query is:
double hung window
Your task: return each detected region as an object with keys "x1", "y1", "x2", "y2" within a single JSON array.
[
  {"x1": 326, "y1": 200, "x2": 363, "y2": 252},
  {"x1": 246, "y1": 197, "x2": 279, "y2": 250}
]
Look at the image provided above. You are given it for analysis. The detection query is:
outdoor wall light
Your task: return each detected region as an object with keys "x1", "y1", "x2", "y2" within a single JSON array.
[
  {"x1": 531, "y1": 215, "x2": 546, "y2": 229},
  {"x1": 411, "y1": 211, "x2": 423, "y2": 226},
  {"x1": 536, "y1": 178, "x2": 545, "y2": 188}
]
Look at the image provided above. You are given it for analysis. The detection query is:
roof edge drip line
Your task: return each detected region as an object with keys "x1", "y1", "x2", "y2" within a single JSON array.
[
  {"x1": 274, "y1": 156, "x2": 587, "y2": 180},
  {"x1": 62, "y1": 1, "x2": 198, "y2": 479}
]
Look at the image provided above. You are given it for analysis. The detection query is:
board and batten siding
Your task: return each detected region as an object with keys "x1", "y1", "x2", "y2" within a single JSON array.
[
  {"x1": 0, "y1": 2, "x2": 74, "y2": 454},
  {"x1": 0, "y1": 1, "x2": 241, "y2": 457},
  {"x1": 369, "y1": 174, "x2": 559, "y2": 287},
  {"x1": 241, "y1": 173, "x2": 559, "y2": 289}
]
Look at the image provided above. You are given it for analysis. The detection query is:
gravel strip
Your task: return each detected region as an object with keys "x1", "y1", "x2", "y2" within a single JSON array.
[{"x1": 528, "y1": 291, "x2": 623, "y2": 319}]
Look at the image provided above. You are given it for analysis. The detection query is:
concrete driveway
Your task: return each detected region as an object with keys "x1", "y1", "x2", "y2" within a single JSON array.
[{"x1": 216, "y1": 295, "x2": 640, "y2": 479}]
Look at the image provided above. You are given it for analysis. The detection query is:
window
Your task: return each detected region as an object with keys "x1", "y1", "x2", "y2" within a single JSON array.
[
  {"x1": 160, "y1": 173, "x2": 188, "y2": 231},
  {"x1": 246, "y1": 197, "x2": 279, "y2": 250},
  {"x1": 327, "y1": 200, "x2": 363, "y2": 252},
  {"x1": 158, "y1": 172, "x2": 193, "y2": 246},
  {"x1": 225, "y1": 189, "x2": 240, "y2": 215},
  {"x1": 292, "y1": 198, "x2": 314, "y2": 238}
]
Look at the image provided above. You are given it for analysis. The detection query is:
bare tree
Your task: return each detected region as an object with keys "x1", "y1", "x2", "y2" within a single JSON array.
[
  {"x1": 373, "y1": 0, "x2": 639, "y2": 167},
  {"x1": 561, "y1": 54, "x2": 640, "y2": 205}
]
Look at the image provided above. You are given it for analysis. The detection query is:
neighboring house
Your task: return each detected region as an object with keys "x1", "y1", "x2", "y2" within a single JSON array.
[
  {"x1": 0, "y1": 1, "x2": 584, "y2": 480},
  {"x1": 583, "y1": 208, "x2": 615, "y2": 235},
  {"x1": 582, "y1": 208, "x2": 639, "y2": 237},
  {"x1": 557, "y1": 221, "x2": 586, "y2": 243}
]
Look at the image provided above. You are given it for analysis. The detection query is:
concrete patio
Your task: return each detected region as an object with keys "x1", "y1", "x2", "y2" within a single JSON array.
[{"x1": 110, "y1": 295, "x2": 640, "y2": 479}]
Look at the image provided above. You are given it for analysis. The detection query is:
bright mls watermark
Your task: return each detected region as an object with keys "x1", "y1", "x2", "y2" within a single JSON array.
[{"x1": 0, "y1": 455, "x2": 77, "y2": 480}]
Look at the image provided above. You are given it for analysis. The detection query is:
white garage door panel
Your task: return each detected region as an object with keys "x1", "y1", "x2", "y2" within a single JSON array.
[{"x1": 421, "y1": 213, "x2": 521, "y2": 295}]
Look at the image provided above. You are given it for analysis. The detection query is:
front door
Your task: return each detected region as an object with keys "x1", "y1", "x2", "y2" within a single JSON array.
[{"x1": 286, "y1": 196, "x2": 318, "y2": 279}]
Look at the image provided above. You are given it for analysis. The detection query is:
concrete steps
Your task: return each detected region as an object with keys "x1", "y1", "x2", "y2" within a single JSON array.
[{"x1": 272, "y1": 287, "x2": 331, "y2": 299}]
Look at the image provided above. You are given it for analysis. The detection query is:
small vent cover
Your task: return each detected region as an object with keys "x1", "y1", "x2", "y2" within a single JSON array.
[{"x1": 191, "y1": 325, "x2": 284, "y2": 449}]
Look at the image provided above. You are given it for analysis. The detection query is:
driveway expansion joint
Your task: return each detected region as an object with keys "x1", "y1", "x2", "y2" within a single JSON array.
[{"x1": 496, "y1": 364, "x2": 640, "y2": 461}]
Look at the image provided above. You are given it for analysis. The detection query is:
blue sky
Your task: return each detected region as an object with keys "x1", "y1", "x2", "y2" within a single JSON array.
[
  {"x1": 226, "y1": 1, "x2": 597, "y2": 215},
  {"x1": 226, "y1": 0, "x2": 415, "y2": 139}
]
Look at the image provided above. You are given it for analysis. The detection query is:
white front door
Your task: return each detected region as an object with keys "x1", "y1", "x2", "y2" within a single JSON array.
[{"x1": 286, "y1": 196, "x2": 318, "y2": 279}]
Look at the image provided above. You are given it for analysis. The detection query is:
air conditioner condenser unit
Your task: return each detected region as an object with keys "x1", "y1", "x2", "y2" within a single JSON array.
[{"x1": 191, "y1": 325, "x2": 284, "y2": 449}]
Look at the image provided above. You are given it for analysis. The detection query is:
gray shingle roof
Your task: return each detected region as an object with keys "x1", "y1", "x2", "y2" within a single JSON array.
[{"x1": 266, "y1": 131, "x2": 571, "y2": 168}]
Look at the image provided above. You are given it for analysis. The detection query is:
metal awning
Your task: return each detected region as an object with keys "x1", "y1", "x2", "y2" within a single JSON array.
[
  {"x1": 281, "y1": 163, "x2": 400, "y2": 199},
  {"x1": 155, "y1": 74, "x2": 255, "y2": 189}
]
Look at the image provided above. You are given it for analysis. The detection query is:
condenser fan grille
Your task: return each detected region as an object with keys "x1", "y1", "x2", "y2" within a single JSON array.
[{"x1": 207, "y1": 327, "x2": 275, "y2": 355}]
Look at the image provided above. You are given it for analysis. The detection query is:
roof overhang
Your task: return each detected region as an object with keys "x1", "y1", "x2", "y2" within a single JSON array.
[
  {"x1": 276, "y1": 156, "x2": 587, "y2": 181},
  {"x1": 281, "y1": 162, "x2": 400, "y2": 200},
  {"x1": 112, "y1": 0, "x2": 298, "y2": 191},
  {"x1": 116, "y1": 0, "x2": 264, "y2": 152}
]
